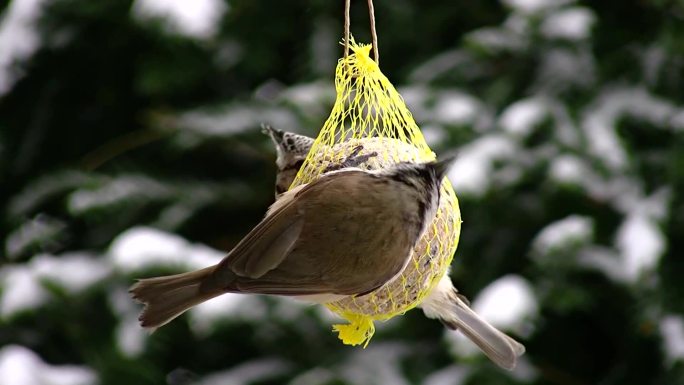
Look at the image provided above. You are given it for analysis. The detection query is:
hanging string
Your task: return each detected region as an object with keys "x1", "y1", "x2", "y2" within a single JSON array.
[
  {"x1": 367, "y1": 0, "x2": 379, "y2": 64},
  {"x1": 343, "y1": 0, "x2": 379, "y2": 64},
  {"x1": 344, "y1": 0, "x2": 350, "y2": 59}
]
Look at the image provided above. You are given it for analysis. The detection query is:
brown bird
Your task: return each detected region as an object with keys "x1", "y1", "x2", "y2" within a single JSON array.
[{"x1": 130, "y1": 157, "x2": 455, "y2": 328}]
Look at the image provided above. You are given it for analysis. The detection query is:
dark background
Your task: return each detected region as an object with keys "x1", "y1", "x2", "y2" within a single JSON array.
[{"x1": 1, "y1": 0, "x2": 684, "y2": 384}]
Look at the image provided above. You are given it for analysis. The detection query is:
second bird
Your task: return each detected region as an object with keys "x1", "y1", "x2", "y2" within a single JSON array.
[{"x1": 262, "y1": 126, "x2": 525, "y2": 370}]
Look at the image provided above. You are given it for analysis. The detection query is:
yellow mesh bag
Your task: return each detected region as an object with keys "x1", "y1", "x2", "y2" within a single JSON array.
[{"x1": 291, "y1": 41, "x2": 462, "y2": 347}]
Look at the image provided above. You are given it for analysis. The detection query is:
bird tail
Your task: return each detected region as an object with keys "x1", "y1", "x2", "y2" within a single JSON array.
[
  {"x1": 441, "y1": 293, "x2": 525, "y2": 370},
  {"x1": 129, "y1": 266, "x2": 222, "y2": 329}
]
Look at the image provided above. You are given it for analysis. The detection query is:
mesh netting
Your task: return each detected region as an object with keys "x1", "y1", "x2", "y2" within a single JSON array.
[{"x1": 291, "y1": 41, "x2": 462, "y2": 347}]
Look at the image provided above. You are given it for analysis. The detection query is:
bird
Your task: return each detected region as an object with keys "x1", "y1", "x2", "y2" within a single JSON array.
[
  {"x1": 261, "y1": 124, "x2": 315, "y2": 197},
  {"x1": 130, "y1": 157, "x2": 455, "y2": 330},
  {"x1": 262, "y1": 127, "x2": 525, "y2": 370}
]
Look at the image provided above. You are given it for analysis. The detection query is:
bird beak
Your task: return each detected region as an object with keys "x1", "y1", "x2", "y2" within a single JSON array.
[
  {"x1": 432, "y1": 154, "x2": 457, "y2": 180},
  {"x1": 261, "y1": 124, "x2": 284, "y2": 142}
]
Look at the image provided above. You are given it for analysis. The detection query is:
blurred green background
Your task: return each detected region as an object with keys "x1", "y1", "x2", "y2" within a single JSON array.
[{"x1": 2, "y1": 0, "x2": 684, "y2": 384}]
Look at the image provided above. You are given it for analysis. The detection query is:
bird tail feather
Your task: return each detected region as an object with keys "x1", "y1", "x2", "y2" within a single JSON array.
[
  {"x1": 129, "y1": 266, "x2": 221, "y2": 329},
  {"x1": 445, "y1": 295, "x2": 525, "y2": 370}
]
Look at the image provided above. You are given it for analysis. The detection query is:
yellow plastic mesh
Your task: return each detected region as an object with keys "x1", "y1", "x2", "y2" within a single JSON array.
[{"x1": 291, "y1": 41, "x2": 462, "y2": 347}]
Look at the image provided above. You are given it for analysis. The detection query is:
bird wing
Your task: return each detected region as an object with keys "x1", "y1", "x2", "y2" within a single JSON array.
[
  {"x1": 208, "y1": 169, "x2": 414, "y2": 298},
  {"x1": 218, "y1": 170, "x2": 368, "y2": 280}
]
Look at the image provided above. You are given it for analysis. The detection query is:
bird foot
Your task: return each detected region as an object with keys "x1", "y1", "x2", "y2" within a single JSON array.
[{"x1": 324, "y1": 145, "x2": 378, "y2": 173}]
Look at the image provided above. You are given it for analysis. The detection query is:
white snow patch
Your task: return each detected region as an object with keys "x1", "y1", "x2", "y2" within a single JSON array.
[
  {"x1": 409, "y1": 50, "x2": 472, "y2": 83},
  {"x1": 8, "y1": 171, "x2": 90, "y2": 218},
  {"x1": 108, "y1": 288, "x2": 138, "y2": 316},
  {"x1": 579, "y1": 189, "x2": 668, "y2": 283},
  {"x1": 422, "y1": 365, "x2": 469, "y2": 385},
  {"x1": 503, "y1": 13, "x2": 532, "y2": 36},
  {"x1": 108, "y1": 289, "x2": 148, "y2": 357},
  {"x1": 508, "y1": 357, "x2": 539, "y2": 382},
  {"x1": 582, "y1": 110, "x2": 627, "y2": 171},
  {"x1": 67, "y1": 175, "x2": 170, "y2": 214},
  {"x1": 548, "y1": 155, "x2": 587, "y2": 185},
  {"x1": 499, "y1": 98, "x2": 548, "y2": 137},
  {"x1": 471, "y1": 275, "x2": 537, "y2": 331},
  {"x1": 547, "y1": 102, "x2": 581, "y2": 146},
  {"x1": 615, "y1": 213, "x2": 665, "y2": 282},
  {"x1": 0, "y1": 0, "x2": 46, "y2": 95},
  {"x1": 398, "y1": 85, "x2": 430, "y2": 119},
  {"x1": 189, "y1": 294, "x2": 267, "y2": 335},
  {"x1": 116, "y1": 316, "x2": 147, "y2": 357},
  {"x1": 582, "y1": 88, "x2": 679, "y2": 172},
  {"x1": 670, "y1": 110, "x2": 684, "y2": 131},
  {"x1": 629, "y1": 187, "x2": 671, "y2": 222},
  {"x1": 131, "y1": 0, "x2": 227, "y2": 39},
  {"x1": 288, "y1": 368, "x2": 335, "y2": 385},
  {"x1": 31, "y1": 253, "x2": 112, "y2": 293},
  {"x1": 271, "y1": 297, "x2": 315, "y2": 322},
  {"x1": 467, "y1": 27, "x2": 527, "y2": 53},
  {"x1": 397, "y1": 85, "x2": 428, "y2": 109},
  {"x1": 433, "y1": 92, "x2": 480, "y2": 126},
  {"x1": 340, "y1": 342, "x2": 410, "y2": 385},
  {"x1": 502, "y1": 0, "x2": 570, "y2": 14},
  {"x1": 422, "y1": 125, "x2": 447, "y2": 147},
  {"x1": 641, "y1": 45, "x2": 666, "y2": 86},
  {"x1": 0, "y1": 253, "x2": 110, "y2": 317},
  {"x1": 279, "y1": 81, "x2": 335, "y2": 118},
  {"x1": 179, "y1": 105, "x2": 297, "y2": 137},
  {"x1": 0, "y1": 265, "x2": 47, "y2": 318},
  {"x1": 155, "y1": 202, "x2": 199, "y2": 230},
  {"x1": 199, "y1": 358, "x2": 290, "y2": 385},
  {"x1": 447, "y1": 135, "x2": 517, "y2": 196},
  {"x1": 109, "y1": 226, "x2": 223, "y2": 272},
  {"x1": 660, "y1": 315, "x2": 684, "y2": 365},
  {"x1": 0, "y1": 345, "x2": 97, "y2": 385},
  {"x1": 593, "y1": 176, "x2": 643, "y2": 213},
  {"x1": 532, "y1": 215, "x2": 593, "y2": 255},
  {"x1": 541, "y1": 7, "x2": 595, "y2": 41},
  {"x1": 5, "y1": 216, "x2": 65, "y2": 259},
  {"x1": 536, "y1": 48, "x2": 596, "y2": 93}
]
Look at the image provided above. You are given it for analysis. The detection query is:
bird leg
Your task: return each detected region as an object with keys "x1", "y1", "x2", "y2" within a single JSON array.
[{"x1": 324, "y1": 145, "x2": 378, "y2": 173}]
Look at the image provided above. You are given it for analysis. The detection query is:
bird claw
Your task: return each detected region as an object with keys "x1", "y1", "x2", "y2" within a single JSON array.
[{"x1": 324, "y1": 145, "x2": 378, "y2": 173}]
